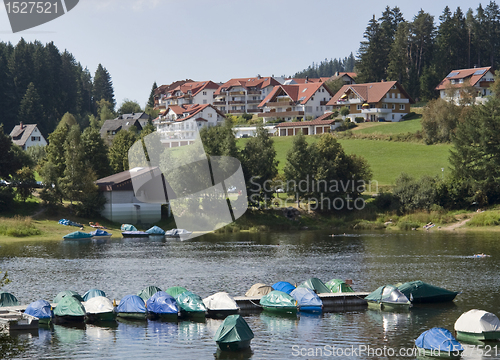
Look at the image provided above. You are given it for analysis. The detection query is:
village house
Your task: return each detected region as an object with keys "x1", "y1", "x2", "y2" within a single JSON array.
[
  {"x1": 213, "y1": 76, "x2": 281, "y2": 115},
  {"x1": 9, "y1": 122, "x2": 47, "y2": 150},
  {"x1": 153, "y1": 80, "x2": 194, "y2": 110},
  {"x1": 156, "y1": 81, "x2": 220, "y2": 108},
  {"x1": 435, "y1": 66, "x2": 495, "y2": 104},
  {"x1": 99, "y1": 117, "x2": 143, "y2": 145},
  {"x1": 96, "y1": 167, "x2": 165, "y2": 224},
  {"x1": 327, "y1": 81, "x2": 414, "y2": 122},
  {"x1": 258, "y1": 82, "x2": 334, "y2": 122},
  {"x1": 274, "y1": 113, "x2": 340, "y2": 136},
  {"x1": 154, "y1": 104, "x2": 225, "y2": 147}
]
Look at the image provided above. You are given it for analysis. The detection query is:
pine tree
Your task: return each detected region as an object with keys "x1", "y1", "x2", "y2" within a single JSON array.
[
  {"x1": 387, "y1": 21, "x2": 410, "y2": 86},
  {"x1": 108, "y1": 129, "x2": 137, "y2": 173},
  {"x1": 93, "y1": 64, "x2": 115, "y2": 111},
  {"x1": 485, "y1": 1, "x2": 500, "y2": 67},
  {"x1": 410, "y1": 10, "x2": 435, "y2": 78},
  {"x1": 356, "y1": 15, "x2": 386, "y2": 82},
  {"x1": 18, "y1": 82, "x2": 44, "y2": 133}
]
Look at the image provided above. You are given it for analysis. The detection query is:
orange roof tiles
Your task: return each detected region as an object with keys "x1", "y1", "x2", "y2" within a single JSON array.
[
  {"x1": 215, "y1": 76, "x2": 280, "y2": 95},
  {"x1": 259, "y1": 83, "x2": 333, "y2": 107},
  {"x1": 327, "y1": 81, "x2": 414, "y2": 106},
  {"x1": 435, "y1": 67, "x2": 493, "y2": 90}
]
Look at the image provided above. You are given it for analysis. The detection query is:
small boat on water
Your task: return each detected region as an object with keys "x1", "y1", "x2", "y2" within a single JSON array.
[
  {"x1": 145, "y1": 226, "x2": 165, "y2": 236},
  {"x1": 325, "y1": 279, "x2": 354, "y2": 293},
  {"x1": 165, "y1": 229, "x2": 192, "y2": 238},
  {"x1": 0, "y1": 309, "x2": 39, "y2": 332},
  {"x1": 54, "y1": 290, "x2": 84, "y2": 304},
  {"x1": 82, "y1": 289, "x2": 106, "y2": 302},
  {"x1": 63, "y1": 231, "x2": 93, "y2": 240},
  {"x1": 454, "y1": 309, "x2": 500, "y2": 342},
  {"x1": 137, "y1": 286, "x2": 162, "y2": 302},
  {"x1": 290, "y1": 287, "x2": 323, "y2": 313},
  {"x1": 121, "y1": 231, "x2": 149, "y2": 238},
  {"x1": 165, "y1": 286, "x2": 188, "y2": 298},
  {"x1": 116, "y1": 295, "x2": 146, "y2": 320},
  {"x1": 89, "y1": 229, "x2": 112, "y2": 240},
  {"x1": 0, "y1": 291, "x2": 19, "y2": 307},
  {"x1": 146, "y1": 291, "x2": 179, "y2": 321},
  {"x1": 24, "y1": 299, "x2": 53, "y2": 325},
  {"x1": 83, "y1": 296, "x2": 116, "y2": 323},
  {"x1": 53, "y1": 295, "x2": 86, "y2": 324},
  {"x1": 245, "y1": 283, "x2": 273, "y2": 297},
  {"x1": 397, "y1": 280, "x2": 459, "y2": 303},
  {"x1": 297, "y1": 278, "x2": 331, "y2": 294},
  {"x1": 175, "y1": 291, "x2": 207, "y2": 319},
  {"x1": 203, "y1": 292, "x2": 240, "y2": 318},
  {"x1": 415, "y1": 327, "x2": 463, "y2": 358},
  {"x1": 214, "y1": 314, "x2": 254, "y2": 352},
  {"x1": 260, "y1": 290, "x2": 297, "y2": 314},
  {"x1": 365, "y1": 285, "x2": 411, "y2": 310},
  {"x1": 272, "y1": 281, "x2": 296, "y2": 295}
]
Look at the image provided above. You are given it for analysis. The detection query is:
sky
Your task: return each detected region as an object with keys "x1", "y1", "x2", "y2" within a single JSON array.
[{"x1": 0, "y1": 0, "x2": 485, "y2": 110}]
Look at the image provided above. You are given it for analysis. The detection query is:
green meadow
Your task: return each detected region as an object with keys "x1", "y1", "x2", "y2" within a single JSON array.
[
  {"x1": 351, "y1": 118, "x2": 423, "y2": 135},
  {"x1": 238, "y1": 127, "x2": 452, "y2": 187}
]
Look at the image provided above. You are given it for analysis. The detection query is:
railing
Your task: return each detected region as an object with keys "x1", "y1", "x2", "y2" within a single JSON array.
[
  {"x1": 247, "y1": 90, "x2": 261, "y2": 95},
  {"x1": 247, "y1": 109, "x2": 262, "y2": 113},
  {"x1": 261, "y1": 111, "x2": 304, "y2": 117},
  {"x1": 246, "y1": 99, "x2": 261, "y2": 104},
  {"x1": 320, "y1": 101, "x2": 329, "y2": 105},
  {"x1": 229, "y1": 91, "x2": 245, "y2": 95},
  {"x1": 265, "y1": 101, "x2": 293, "y2": 107},
  {"x1": 229, "y1": 100, "x2": 246, "y2": 105},
  {"x1": 213, "y1": 101, "x2": 226, "y2": 105}
]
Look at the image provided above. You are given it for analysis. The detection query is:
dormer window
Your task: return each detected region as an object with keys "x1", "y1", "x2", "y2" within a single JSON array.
[{"x1": 451, "y1": 80, "x2": 456, "y2": 84}]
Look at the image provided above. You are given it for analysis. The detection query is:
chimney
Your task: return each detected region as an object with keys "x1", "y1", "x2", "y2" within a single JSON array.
[{"x1": 19, "y1": 121, "x2": 23, "y2": 129}]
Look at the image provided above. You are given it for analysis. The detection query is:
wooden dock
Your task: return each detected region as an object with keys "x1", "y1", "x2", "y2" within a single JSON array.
[{"x1": 234, "y1": 292, "x2": 369, "y2": 312}]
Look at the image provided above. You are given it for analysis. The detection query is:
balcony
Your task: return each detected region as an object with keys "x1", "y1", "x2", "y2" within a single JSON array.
[
  {"x1": 229, "y1": 100, "x2": 246, "y2": 105},
  {"x1": 381, "y1": 98, "x2": 410, "y2": 104},
  {"x1": 229, "y1": 91, "x2": 245, "y2": 96},
  {"x1": 265, "y1": 101, "x2": 294, "y2": 107},
  {"x1": 246, "y1": 99, "x2": 261, "y2": 104},
  {"x1": 247, "y1": 90, "x2": 261, "y2": 95},
  {"x1": 247, "y1": 109, "x2": 262, "y2": 113},
  {"x1": 320, "y1": 101, "x2": 329, "y2": 106},
  {"x1": 213, "y1": 101, "x2": 226, "y2": 106},
  {"x1": 261, "y1": 111, "x2": 304, "y2": 117},
  {"x1": 228, "y1": 110, "x2": 245, "y2": 114},
  {"x1": 361, "y1": 108, "x2": 392, "y2": 114}
]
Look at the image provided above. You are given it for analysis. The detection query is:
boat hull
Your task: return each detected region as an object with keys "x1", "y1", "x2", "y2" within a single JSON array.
[
  {"x1": 85, "y1": 311, "x2": 116, "y2": 323},
  {"x1": 117, "y1": 312, "x2": 147, "y2": 320},
  {"x1": 147, "y1": 312, "x2": 178, "y2": 322},
  {"x1": 416, "y1": 347, "x2": 462, "y2": 358},
  {"x1": 367, "y1": 301, "x2": 411, "y2": 311},
  {"x1": 456, "y1": 330, "x2": 500, "y2": 342},
  {"x1": 54, "y1": 315, "x2": 85, "y2": 324},
  {"x1": 298, "y1": 306, "x2": 322, "y2": 313},
  {"x1": 121, "y1": 232, "x2": 149, "y2": 238},
  {"x1": 262, "y1": 306, "x2": 297, "y2": 314},
  {"x1": 206, "y1": 309, "x2": 239, "y2": 319},
  {"x1": 216, "y1": 339, "x2": 252, "y2": 352},
  {"x1": 179, "y1": 309, "x2": 206, "y2": 320}
]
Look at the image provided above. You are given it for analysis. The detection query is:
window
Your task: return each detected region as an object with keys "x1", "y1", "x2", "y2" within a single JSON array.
[
  {"x1": 392, "y1": 104, "x2": 395, "y2": 110},
  {"x1": 382, "y1": 104, "x2": 388, "y2": 109},
  {"x1": 357, "y1": 105, "x2": 363, "y2": 110},
  {"x1": 392, "y1": 85, "x2": 396, "y2": 89},
  {"x1": 311, "y1": 96, "x2": 314, "y2": 101},
  {"x1": 203, "y1": 99, "x2": 207, "y2": 104},
  {"x1": 451, "y1": 80, "x2": 456, "y2": 84},
  {"x1": 459, "y1": 79, "x2": 464, "y2": 84},
  {"x1": 208, "y1": 113, "x2": 212, "y2": 118},
  {"x1": 203, "y1": 91, "x2": 207, "y2": 95},
  {"x1": 399, "y1": 104, "x2": 405, "y2": 110},
  {"x1": 31, "y1": 136, "x2": 40, "y2": 141},
  {"x1": 397, "y1": 93, "x2": 401, "y2": 99},
  {"x1": 316, "y1": 106, "x2": 319, "y2": 111},
  {"x1": 386, "y1": 93, "x2": 390, "y2": 98},
  {"x1": 321, "y1": 88, "x2": 324, "y2": 92}
]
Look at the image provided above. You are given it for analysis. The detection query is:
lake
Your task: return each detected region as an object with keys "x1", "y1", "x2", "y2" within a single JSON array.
[{"x1": 0, "y1": 230, "x2": 499, "y2": 359}]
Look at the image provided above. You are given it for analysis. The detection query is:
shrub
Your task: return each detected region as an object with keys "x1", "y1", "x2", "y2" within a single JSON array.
[{"x1": 355, "y1": 117, "x2": 365, "y2": 123}]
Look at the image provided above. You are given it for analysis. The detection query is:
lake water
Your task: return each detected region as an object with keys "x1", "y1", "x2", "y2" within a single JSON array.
[{"x1": 1, "y1": 230, "x2": 500, "y2": 359}]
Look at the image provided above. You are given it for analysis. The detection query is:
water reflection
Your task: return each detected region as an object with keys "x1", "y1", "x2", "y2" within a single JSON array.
[{"x1": 2, "y1": 230, "x2": 500, "y2": 359}]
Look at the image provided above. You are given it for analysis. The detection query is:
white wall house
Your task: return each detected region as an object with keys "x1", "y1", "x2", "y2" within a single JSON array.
[
  {"x1": 258, "y1": 83, "x2": 333, "y2": 123},
  {"x1": 9, "y1": 123, "x2": 47, "y2": 150},
  {"x1": 435, "y1": 67, "x2": 495, "y2": 105},
  {"x1": 157, "y1": 81, "x2": 219, "y2": 108},
  {"x1": 213, "y1": 76, "x2": 281, "y2": 115},
  {"x1": 154, "y1": 104, "x2": 225, "y2": 147}
]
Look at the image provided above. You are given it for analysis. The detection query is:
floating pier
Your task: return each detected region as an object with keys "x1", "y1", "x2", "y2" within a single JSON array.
[{"x1": 235, "y1": 292, "x2": 369, "y2": 312}]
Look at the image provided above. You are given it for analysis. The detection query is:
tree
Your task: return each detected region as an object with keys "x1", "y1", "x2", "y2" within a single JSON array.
[
  {"x1": 147, "y1": 81, "x2": 157, "y2": 109},
  {"x1": 421, "y1": 98, "x2": 462, "y2": 144},
  {"x1": 324, "y1": 77, "x2": 345, "y2": 95},
  {"x1": 387, "y1": 22, "x2": 410, "y2": 86},
  {"x1": 81, "y1": 126, "x2": 111, "y2": 179},
  {"x1": 96, "y1": 98, "x2": 115, "y2": 122},
  {"x1": 240, "y1": 125, "x2": 278, "y2": 206},
  {"x1": 0, "y1": 125, "x2": 20, "y2": 180},
  {"x1": 340, "y1": 107, "x2": 350, "y2": 118},
  {"x1": 356, "y1": 15, "x2": 386, "y2": 83},
  {"x1": 449, "y1": 97, "x2": 500, "y2": 204},
  {"x1": 60, "y1": 125, "x2": 85, "y2": 203},
  {"x1": 393, "y1": 172, "x2": 438, "y2": 212},
  {"x1": 93, "y1": 64, "x2": 115, "y2": 111},
  {"x1": 200, "y1": 120, "x2": 238, "y2": 158},
  {"x1": 26, "y1": 144, "x2": 46, "y2": 167},
  {"x1": 13, "y1": 166, "x2": 35, "y2": 202},
  {"x1": 283, "y1": 132, "x2": 314, "y2": 200},
  {"x1": 108, "y1": 129, "x2": 137, "y2": 173},
  {"x1": 118, "y1": 99, "x2": 142, "y2": 115},
  {"x1": 18, "y1": 82, "x2": 44, "y2": 133}
]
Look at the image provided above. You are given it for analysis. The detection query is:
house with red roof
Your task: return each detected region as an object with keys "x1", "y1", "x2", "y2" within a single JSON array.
[
  {"x1": 153, "y1": 104, "x2": 225, "y2": 147},
  {"x1": 435, "y1": 67, "x2": 495, "y2": 104},
  {"x1": 154, "y1": 80, "x2": 194, "y2": 110},
  {"x1": 327, "y1": 81, "x2": 414, "y2": 122},
  {"x1": 213, "y1": 76, "x2": 281, "y2": 115},
  {"x1": 258, "y1": 83, "x2": 334, "y2": 123},
  {"x1": 156, "y1": 81, "x2": 220, "y2": 109},
  {"x1": 274, "y1": 113, "x2": 341, "y2": 136}
]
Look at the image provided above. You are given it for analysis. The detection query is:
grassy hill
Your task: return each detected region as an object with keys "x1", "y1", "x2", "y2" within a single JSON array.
[
  {"x1": 351, "y1": 118, "x2": 422, "y2": 135},
  {"x1": 238, "y1": 129, "x2": 451, "y2": 188}
]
